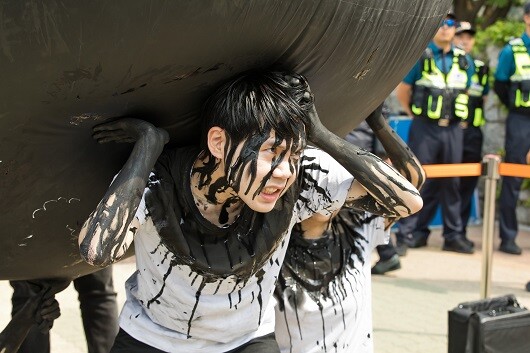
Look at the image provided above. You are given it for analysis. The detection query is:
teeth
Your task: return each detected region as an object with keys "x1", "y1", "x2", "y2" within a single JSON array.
[{"x1": 263, "y1": 187, "x2": 277, "y2": 194}]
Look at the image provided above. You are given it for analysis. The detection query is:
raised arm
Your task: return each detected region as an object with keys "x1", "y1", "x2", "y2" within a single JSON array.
[
  {"x1": 306, "y1": 104, "x2": 422, "y2": 219},
  {"x1": 79, "y1": 118, "x2": 169, "y2": 267},
  {"x1": 365, "y1": 106, "x2": 425, "y2": 190}
]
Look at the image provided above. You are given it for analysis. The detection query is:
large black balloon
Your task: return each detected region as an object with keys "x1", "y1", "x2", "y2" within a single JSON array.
[{"x1": 0, "y1": 0, "x2": 450, "y2": 280}]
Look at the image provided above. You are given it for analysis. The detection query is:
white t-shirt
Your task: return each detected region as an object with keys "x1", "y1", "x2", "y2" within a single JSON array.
[
  {"x1": 118, "y1": 146, "x2": 354, "y2": 353},
  {"x1": 274, "y1": 211, "x2": 388, "y2": 353}
]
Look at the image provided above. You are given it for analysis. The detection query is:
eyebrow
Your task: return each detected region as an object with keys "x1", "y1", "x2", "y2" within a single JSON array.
[{"x1": 262, "y1": 137, "x2": 284, "y2": 148}]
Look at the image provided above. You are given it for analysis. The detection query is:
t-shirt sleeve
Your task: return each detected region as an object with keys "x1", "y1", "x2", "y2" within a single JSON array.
[
  {"x1": 135, "y1": 184, "x2": 150, "y2": 225},
  {"x1": 365, "y1": 216, "x2": 389, "y2": 250},
  {"x1": 495, "y1": 45, "x2": 515, "y2": 82},
  {"x1": 295, "y1": 147, "x2": 354, "y2": 222},
  {"x1": 402, "y1": 61, "x2": 421, "y2": 85}
]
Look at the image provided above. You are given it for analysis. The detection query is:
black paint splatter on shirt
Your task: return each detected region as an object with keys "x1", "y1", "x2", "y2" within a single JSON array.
[{"x1": 275, "y1": 209, "x2": 374, "y2": 352}]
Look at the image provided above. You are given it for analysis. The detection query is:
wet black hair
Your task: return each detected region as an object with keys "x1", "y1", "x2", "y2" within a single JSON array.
[{"x1": 199, "y1": 70, "x2": 313, "y2": 157}]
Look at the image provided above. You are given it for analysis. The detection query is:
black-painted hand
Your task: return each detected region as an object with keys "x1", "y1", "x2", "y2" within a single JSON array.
[
  {"x1": 92, "y1": 118, "x2": 169, "y2": 145},
  {"x1": 284, "y1": 73, "x2": 321, "y2": 140},
  {"x1": 36, "y1": 298, "x2": 60, "y2": 333},
  {"x1": 29, "y1": 279, "x2": 70, "y2": 333}
]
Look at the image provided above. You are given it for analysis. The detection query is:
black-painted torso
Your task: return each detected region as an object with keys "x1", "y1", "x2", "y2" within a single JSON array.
[
  {"x1": 145, "y1": 146, "x2": 299, "y2": 281},
  {"x1": 277, "y1": 209, "x2": 373, "y2": 305}
]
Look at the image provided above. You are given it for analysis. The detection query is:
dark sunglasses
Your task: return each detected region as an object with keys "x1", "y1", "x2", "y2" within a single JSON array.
[{"x1": 440, "y1": 19, "x2": 456, "y2": 27}]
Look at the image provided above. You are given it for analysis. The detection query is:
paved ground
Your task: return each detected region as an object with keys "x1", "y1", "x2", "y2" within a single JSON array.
[{"x1": 1, "y1": 225, "x2": 529, "y2": 353}]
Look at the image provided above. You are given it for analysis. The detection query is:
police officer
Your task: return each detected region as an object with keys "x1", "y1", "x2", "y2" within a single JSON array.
[
  {"x1": 395, "y1": 14, "x2": 476, "y2": 254},
  {"x1": 453, "y1": 21, "x2": 489, "y2": 246},
  {"x1": 494, "y1": 2, "x2": 530, "y2": 255}
]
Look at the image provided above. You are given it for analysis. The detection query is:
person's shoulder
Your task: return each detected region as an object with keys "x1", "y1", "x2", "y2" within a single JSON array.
[
  {"x1": 474, "y1": 58, "x2": 485, "y2": 67},
  {"x1": 453, "y1": 46, "x2": 466, "y2": 56},
  {"x1": 300, "y1": 147, "x2": 338, "y2": 170},
  {"x1": 499, "y1": 38, "x2": 519, "y2": 54},
  {"x1": 301, "y1": 146, "x2": 323, "y2": 159},
  {"x1": 497, "y1": 40, "x2": 517, "y2": 66},
  {"x1": 509, "y1": 37, "x2": 524, "y2": 46},
  {"x1": 159, "y1": 145, "x2": 199, "y2": 163}
]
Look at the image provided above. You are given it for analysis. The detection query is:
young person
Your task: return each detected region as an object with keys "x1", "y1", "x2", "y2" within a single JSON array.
[
  {"x1": 78, "y1": 71, "x2": 422, "y2": 353},
  {"x1": 274, "y1": 106, "x2": 425, "y2": 353}
]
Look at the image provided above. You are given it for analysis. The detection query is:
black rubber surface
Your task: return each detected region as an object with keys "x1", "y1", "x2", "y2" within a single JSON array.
[{"x1": 0, "y1": 0, "x2": 450, "y2": 279}]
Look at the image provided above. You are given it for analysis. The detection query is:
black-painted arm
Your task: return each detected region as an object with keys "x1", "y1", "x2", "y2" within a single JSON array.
[
  {"x1": 79, "y1": 118, "x2": 169, "y2": 267},
  {"x1": 365, "y1": 106, "x2": 425, "y2": 190},
  {"x1": 307, "y1": 105, "x2": 423, "y2": 218}
]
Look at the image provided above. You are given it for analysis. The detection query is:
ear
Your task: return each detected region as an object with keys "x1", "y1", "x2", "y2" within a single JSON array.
[{"x1": 207, "y1": 126, "x2": 226, "y2": 159}]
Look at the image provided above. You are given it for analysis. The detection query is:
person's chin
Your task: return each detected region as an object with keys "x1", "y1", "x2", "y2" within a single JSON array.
[{"x1": 248, "y1": 200, "x2": 277, "y2": 213}]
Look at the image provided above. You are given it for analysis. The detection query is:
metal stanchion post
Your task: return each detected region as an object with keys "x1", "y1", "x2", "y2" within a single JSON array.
[{"x1": 480, "y1": 156, "x2": 500, "y2": 299}]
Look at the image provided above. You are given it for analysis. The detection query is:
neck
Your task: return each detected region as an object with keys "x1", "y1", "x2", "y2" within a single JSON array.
[
  {"x1": 526, "y1": 27, "x2": 530, "y2": 38},
  {"x1": 190, "y1": 153, "x2": 243, "y2": 227},
  {"x1": 433, "y1": 40, "x2": 451, "y2": 53}
]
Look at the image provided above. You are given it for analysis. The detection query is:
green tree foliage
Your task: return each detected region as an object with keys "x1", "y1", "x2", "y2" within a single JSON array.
[
  {"x1": 454, "y1": 0, "x2": 524, "y2": 28},
  {"x1": 474, "y1": 19, "x2": 525, "y2": 54}
]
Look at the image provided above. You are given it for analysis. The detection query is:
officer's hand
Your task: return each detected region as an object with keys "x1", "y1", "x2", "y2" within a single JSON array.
[{"x1": 526, "y1": 150, "x2": 530, "y2": 165}]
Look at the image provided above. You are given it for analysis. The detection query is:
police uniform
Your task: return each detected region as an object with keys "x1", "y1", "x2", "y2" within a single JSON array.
[
  {"x1": 494, "y1": 33, "x2": 530, "y2": 254},
  {"x1": 460, "y1": 58, "x2": 489, "y2": 237},
  {"x1": 397, "y1": 42, "x2": 475, "y2": 252}
]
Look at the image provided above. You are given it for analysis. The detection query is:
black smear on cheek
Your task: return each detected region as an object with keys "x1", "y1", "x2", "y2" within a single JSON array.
[
  {"x1": 231, "y1": 136, "x2": 265, "y2": 195},
  {"x1": 252, "y1": 135, "x2": 288, "y2": 199}
]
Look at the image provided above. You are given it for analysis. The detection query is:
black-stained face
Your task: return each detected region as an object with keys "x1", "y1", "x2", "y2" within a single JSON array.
[{"x1": 226, "y1": 129, "x2": 303, "y2": 213}]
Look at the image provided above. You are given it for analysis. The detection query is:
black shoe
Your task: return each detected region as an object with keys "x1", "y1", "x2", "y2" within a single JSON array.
[
  {"x1": 395, "y1": 240, "x2": 408, "y2": 257},
  {"x1": 499, "y1": 240, "x2": 522, "y2": 255},
  {"x1": 371, "y1": 254, "x2": 401, "y2": 275},
  {"x1": 443, "y1": 238, "x2": 474, "y2": 254},
  {"x1": 526, "y1": 282, "x2": 530, "y2": 292},
  {"x1": 405, "y1": 233, "x2": 428, "y2": 248},
  {"x1": 462, "y1": 235, "x2": 474, "y2": 247}
]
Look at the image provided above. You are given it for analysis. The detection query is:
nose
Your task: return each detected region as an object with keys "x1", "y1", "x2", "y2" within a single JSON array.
[{"x1": 272, "y1": 158, "x2": 293, "y2": 180}]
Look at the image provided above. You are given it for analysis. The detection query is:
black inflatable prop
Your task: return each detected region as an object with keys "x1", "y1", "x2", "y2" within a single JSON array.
[{"x1": 0, "y1": 0, "x2": 451, "y2": 280}]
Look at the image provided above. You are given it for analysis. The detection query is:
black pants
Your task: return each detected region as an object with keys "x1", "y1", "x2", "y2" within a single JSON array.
[
  {"x1": 110, "y1": 329, "x2": 280, "y2": 353},
  {"x1": 499, "y1": 112, "x2": 530, "y2": 241},
  {"x1": 397, "y1": 119, "x2": 464, "y2": 241},
  {"x1": 459, "y1": 126, "x2": 483, "y2": 235},
  {"x1": 10, "y1": 266, "x2": 119, "y2": 353}
]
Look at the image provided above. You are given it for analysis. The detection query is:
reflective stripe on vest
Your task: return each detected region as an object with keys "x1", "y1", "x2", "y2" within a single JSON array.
[
  {"x1": 411, "y1": 47, "x2": 469, "y2": 120},
  {"x1": 509, "y1": 38, "x2": 530, "y2": 108},
  {"x1": 469, "y1": 59, "x2": 488, "y2": 127}
]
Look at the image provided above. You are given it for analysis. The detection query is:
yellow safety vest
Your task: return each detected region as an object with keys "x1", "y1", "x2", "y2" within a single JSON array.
[
  {"x1": 509, "y1": 37, "x2": 530, "y2": 109},
  {"x1": 411, "y1": 47, "x2": 470, "y2": 120},
  {"x1": 467, "y1": 59, "x2": 488, "y2": 127}
]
